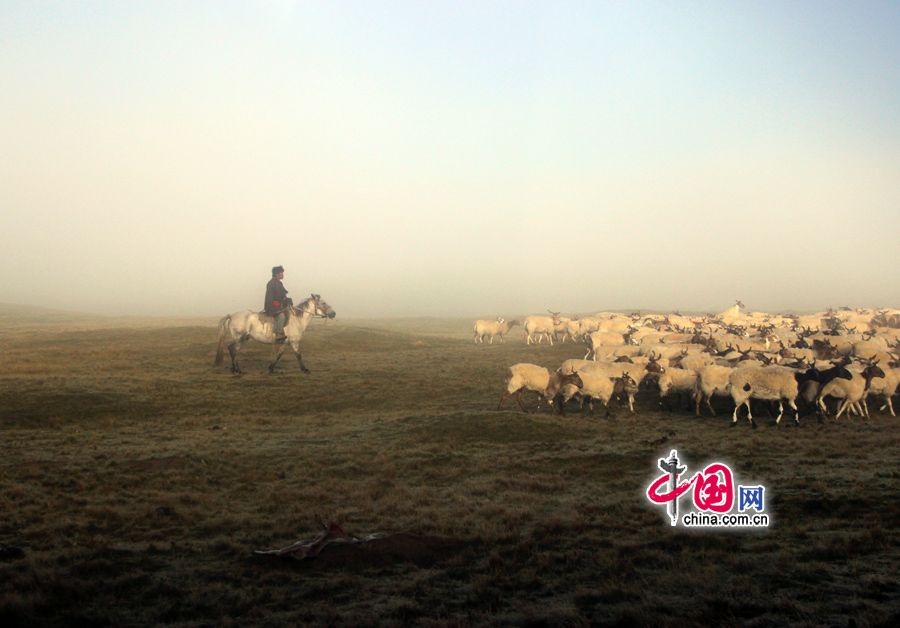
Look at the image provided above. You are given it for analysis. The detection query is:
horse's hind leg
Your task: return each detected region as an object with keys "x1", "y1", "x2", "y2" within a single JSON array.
[
  {"x1": 228, "y1": 342, "x2": 241, "y2": 374},
  {"x1": 294, "y1": 348, "x2": 310, "y2": 374}
]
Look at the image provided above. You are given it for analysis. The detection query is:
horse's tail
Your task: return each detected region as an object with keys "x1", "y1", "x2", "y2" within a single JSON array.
[{"x1": 214, "y1": 315, "x2": 231, "y2": 366}]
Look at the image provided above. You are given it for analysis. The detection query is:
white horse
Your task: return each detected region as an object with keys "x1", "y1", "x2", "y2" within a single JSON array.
[{"x1": 214, "y1": 294, "x2": 336, "y2": 374}]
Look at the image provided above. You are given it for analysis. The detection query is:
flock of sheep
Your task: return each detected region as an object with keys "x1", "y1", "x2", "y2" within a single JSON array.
[{"x1": 480, "y1": 303, "x2": 900, "y2": 428}]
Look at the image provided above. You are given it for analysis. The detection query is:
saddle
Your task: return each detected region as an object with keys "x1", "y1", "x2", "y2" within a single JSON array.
[{"x1": 258, "y1": 309, "x2": 291, "y2": 322}]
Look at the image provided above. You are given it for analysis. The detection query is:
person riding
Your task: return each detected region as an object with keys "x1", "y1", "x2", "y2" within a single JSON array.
[{"x1": 265, "y1": 265, "x2": 292, "y2": 341}]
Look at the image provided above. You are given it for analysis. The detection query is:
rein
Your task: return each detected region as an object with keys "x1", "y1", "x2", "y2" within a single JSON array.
[{"x1": 292, "y1": 299, "x2": 329, "y2": 319}]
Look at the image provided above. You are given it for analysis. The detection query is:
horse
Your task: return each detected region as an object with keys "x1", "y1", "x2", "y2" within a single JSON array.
[{"x1": 214, "y1": 294, "x2": 335, "y2": 374}]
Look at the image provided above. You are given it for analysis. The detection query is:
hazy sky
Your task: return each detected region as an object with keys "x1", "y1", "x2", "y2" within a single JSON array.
[{"x1": 2, "y1": 1, "x2": 898, "y2": 317}]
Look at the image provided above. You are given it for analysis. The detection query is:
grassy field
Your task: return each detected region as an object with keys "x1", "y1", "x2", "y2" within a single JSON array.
[{"x1": 1, "y1": 312, "x2": 898, "y2": 626}]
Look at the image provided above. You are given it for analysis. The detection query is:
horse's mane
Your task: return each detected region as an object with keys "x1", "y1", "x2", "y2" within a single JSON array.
[{"x1": 292, "y1": 295, "x2": 317, "y2": 314}]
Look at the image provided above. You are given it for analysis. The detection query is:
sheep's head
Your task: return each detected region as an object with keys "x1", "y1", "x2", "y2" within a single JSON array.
[
  {"x1": 548, "y1": 371, "x2": 583, "y2": 397},
  {"x1": 617, "y1": 372, "x2": 638, "y2": 394},
  {"x1": 646, "y1": 353, "x2": 665, "y2": 374},
  {"x1": 862, "y1": 359, "x2": 885, "y2": 382}
]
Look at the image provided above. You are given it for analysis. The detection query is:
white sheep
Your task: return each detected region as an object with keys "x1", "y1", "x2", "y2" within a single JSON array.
[
  {"x1": 657, "y1": 368, "x2": 699, "y2": 410},
  {"x1": 565, "y1": 367, "x2": 638, "y2": 417},
  {"x1": 473, "y1": 318, "x2": 518, "y2": 344},
  {"x1": 695, "y1": 365, "x2": 734, "y2": 417},
  {"x1": 640, "y1": 343, "x2": 704, "y2": 360},
  {"x1": 561, "y1": 360, "x2": 664, "y2": 412},
  {"x1": 867, "y1": 367, "x2": 899, "y2": 417},
  {"x1": 498, "y1": 363, "x2": 583, "y2": 413},
  {"x1": 729, "y1": 366, "x2": 800, "y2": 427},
  {"x1": 524, "y1": 312, "x2": 561, "y2": 345},
  {"x1": 583, "y1": 331, "x2": 630, "y2": 359},
  {"x1": 677, "y1": 352, "x2": 715, "y2": 373}
]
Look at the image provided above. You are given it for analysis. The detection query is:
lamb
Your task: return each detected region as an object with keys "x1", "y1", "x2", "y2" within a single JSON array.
[
  {"x1": 474, "y1": 318, "x2": 518, "y2": 344},
  {"x1": 695, "y1": 365, "x2": 734, "y2": 417},
  {"x1": 729, "y1": 366, "x2": 800, "y2": 428},
  {"x1": 816, "y1": 360, "x2": 886, "y2": 419},
  {"x1": 657, "y1": 368, "x2": 699, "y2": 411},
  {"x1": 498, "y1": 363, "x2": 583, "y2": 414}
]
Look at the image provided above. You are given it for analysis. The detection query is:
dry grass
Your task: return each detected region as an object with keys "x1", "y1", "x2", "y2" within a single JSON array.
[{"x1": 1, "y1": 314, "x2": 898, "y2": 626}]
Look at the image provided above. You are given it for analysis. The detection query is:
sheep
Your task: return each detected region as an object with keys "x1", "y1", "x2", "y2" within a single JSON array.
[
  {"x1": 524, "y1": 311, "x2": 561, "y2": 345},
  {"x1": 567, "y1": 368, "x2": 638, "y2": 417},
  {"x1": 629, "y1": 355, "x2": 671, "y2": 369},
  {"x1": 867, "y1": 367, "x2": 900, "y2": 417},
  {"x1": 574, "y1": 316, "x2": 604, "y2": 338},
  {"x1": 677, "y1": 351, "x2": 715, "y2": 374},
  {"x1": 729, "y1": 366, "x2": 801, "y2": 428},
  {"x1": 793, "y1": 360, "x2": 855, "y2": 418},
  {"x1": 498, "y1": 363, "x2": 583, "y2": 414},
  {"x1": 562, "y1": 318, "x2": 583, "y2": 342},
  {"x1": 474, "y1": 318, "x2": 518, "y2": 344},
  {"x1": 851, "y1": 338, "x2": 890, "y2": 359},
  {"x1": 639, "y1": 332, "x2": 666, "y2": 346},
  {"x1": 780, "y1": 346, "x2": 816, "y2": 364},
  {"x1": 595, "y1": 316, "x2": 635, "y2": 334},
  {"x1": 660, "y1": 332, "x2": 695, "y2": 344},
  {"x1": 583, "y1": 331, "x2": 628, "y2": 360},
  {"x1": 553, "y1": 316, "x2": 576, "y2": 343},
  {"x1": 559, "y1": 359, "x2": 663, "y2": 412},
  {"x1": 558, "y1": 358, "x2": 594, "y2": 375},
  {"x1": 695, "y1": 365, "x2": 734, "y2": 417},
  {"x1": 817, "y1": 360, "x2": 886, "y2": 419},
  {"x1": 640, "y1": 343, "x2": 705, "y2": 360},
  {"x1": 657, "y1": 368, "x2": 699, "y2": 411}
]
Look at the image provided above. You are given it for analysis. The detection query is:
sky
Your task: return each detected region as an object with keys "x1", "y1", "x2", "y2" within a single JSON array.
[{"x1": 2, "y1": 0, "x2": 898, "y2": 317}]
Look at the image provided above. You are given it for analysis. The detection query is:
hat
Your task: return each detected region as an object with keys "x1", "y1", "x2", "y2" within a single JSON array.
[{"x1": 272, "y1": 265, "x2": 285, "y2": 275}]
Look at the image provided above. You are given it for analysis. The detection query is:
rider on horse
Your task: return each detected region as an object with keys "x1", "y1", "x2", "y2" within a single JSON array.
[{"x1": 265, "y1": 265, "x2": 293, "y2": 341}]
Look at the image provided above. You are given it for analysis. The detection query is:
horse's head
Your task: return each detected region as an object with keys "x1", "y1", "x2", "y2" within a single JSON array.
[{"x1": 308, "y1": 293, "x2": 336, "y2": 319}]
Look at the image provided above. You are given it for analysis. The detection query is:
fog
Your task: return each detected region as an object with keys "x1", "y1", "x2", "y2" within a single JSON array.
[{"x1": 2, "y1": 1, "x2": 898, "y2": 318}]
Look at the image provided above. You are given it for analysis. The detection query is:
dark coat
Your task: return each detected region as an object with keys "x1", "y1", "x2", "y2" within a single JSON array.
[{"x1": 264, "y1": 278, "x2": 290, "y2": 315}]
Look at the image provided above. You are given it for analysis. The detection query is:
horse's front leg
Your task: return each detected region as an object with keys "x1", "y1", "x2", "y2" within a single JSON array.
[{"x1": 268, "y1": 343, "x2": 288, "y2": 374}]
